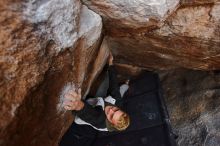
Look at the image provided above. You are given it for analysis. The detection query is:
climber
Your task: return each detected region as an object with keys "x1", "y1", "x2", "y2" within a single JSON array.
[{"x1": 63, "y1": 53, "x2": 130, "y2": 132}]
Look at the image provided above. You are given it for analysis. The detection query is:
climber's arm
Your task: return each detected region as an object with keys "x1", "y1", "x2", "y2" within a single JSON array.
[{"x1": 63, "y1": 88, "x2": 107, "y2": 129}]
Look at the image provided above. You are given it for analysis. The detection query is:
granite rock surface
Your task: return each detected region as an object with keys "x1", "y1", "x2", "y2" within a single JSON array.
[
  {"x1": 83, "y1": 0, "x2": 220, "y2": 70},
  {"x1": 160, "y1": 69, "x2": 220, "y2": 146}
]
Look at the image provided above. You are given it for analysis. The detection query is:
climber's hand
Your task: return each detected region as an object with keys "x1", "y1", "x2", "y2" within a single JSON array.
[{"x1": 63, "y1": 88, "x2": 84, "y2": 111}]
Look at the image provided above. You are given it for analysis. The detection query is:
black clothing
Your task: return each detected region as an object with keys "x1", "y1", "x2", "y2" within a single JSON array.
[
  {"x1": 74, "y1": 65, "x2": 123, "y2": 130},
  {"x1": 59, "y1": 122, "x2": 97, "y2": 146},
  {"x1": 107, "y1": 66, "x2": 123, "y2": 107}
]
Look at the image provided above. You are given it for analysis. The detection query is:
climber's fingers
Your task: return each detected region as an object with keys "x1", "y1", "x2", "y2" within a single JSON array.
[
  {"x1": 63, "y1": 100, "x2": 80, "y2": 110},
  {"x1": 64, "y1": 105, "x2": 72, "y2": 110},
  {"x1": 64, "y1": 93, "x2": 77, "y2": 102},
  {"x1": 69, "y1": 89, "x2": 78, "y2": 97},
  {"x1": 67, "y1": 88, "x2": 81, "y2": 99}
]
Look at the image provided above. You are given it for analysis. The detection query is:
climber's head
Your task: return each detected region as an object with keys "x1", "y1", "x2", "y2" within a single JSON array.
[{"x1": 105, "y1": 105, "x2": 130, "y2": 131}]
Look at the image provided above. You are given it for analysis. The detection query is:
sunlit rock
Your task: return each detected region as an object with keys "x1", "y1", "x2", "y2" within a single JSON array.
[
  {"x1": 82, "y1": 0, "x2": 180, "y2": 29},
  {"x1": 107, "y1": 2, "x2": 220, "y2": 70}
]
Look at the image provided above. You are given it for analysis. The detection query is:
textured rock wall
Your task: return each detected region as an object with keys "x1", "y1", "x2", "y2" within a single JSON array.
[
  {"x1": 84, "y1": 0, "x2": 220, "y2": 70},
  {"x1": 160, "y1": 69, "x2": 220, "y2": 146},
  {"x1": 0, "y1": 0, "x2": 107, "y2": 145}
]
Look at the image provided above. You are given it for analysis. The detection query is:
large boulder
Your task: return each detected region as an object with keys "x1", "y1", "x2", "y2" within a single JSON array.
[
  {"x1": 83, "y1": 0, "x2": 220, "y2": 70},
  {"x1": 0, "y1": 0, "x2": 106, "y2": 145}
]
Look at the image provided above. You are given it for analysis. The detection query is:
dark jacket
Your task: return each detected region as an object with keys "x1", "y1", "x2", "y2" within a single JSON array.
[{"x1": 73, "y1": 65, "x2": 123, "y2": 131}]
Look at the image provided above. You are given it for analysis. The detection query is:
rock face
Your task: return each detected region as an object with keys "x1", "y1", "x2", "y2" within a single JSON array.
[
  {"x1": 0, "y1": 0, "x2": 106, "y2": 145},
  {"x1": 84, "y1": 0, "x2": 220, "y2": 70},
  {"x1": 82, "y1": 0, "x2": 180, "y2": 29},
  {"x1": 160, "y1": 69, "x2": 220, "y2": 146}
]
